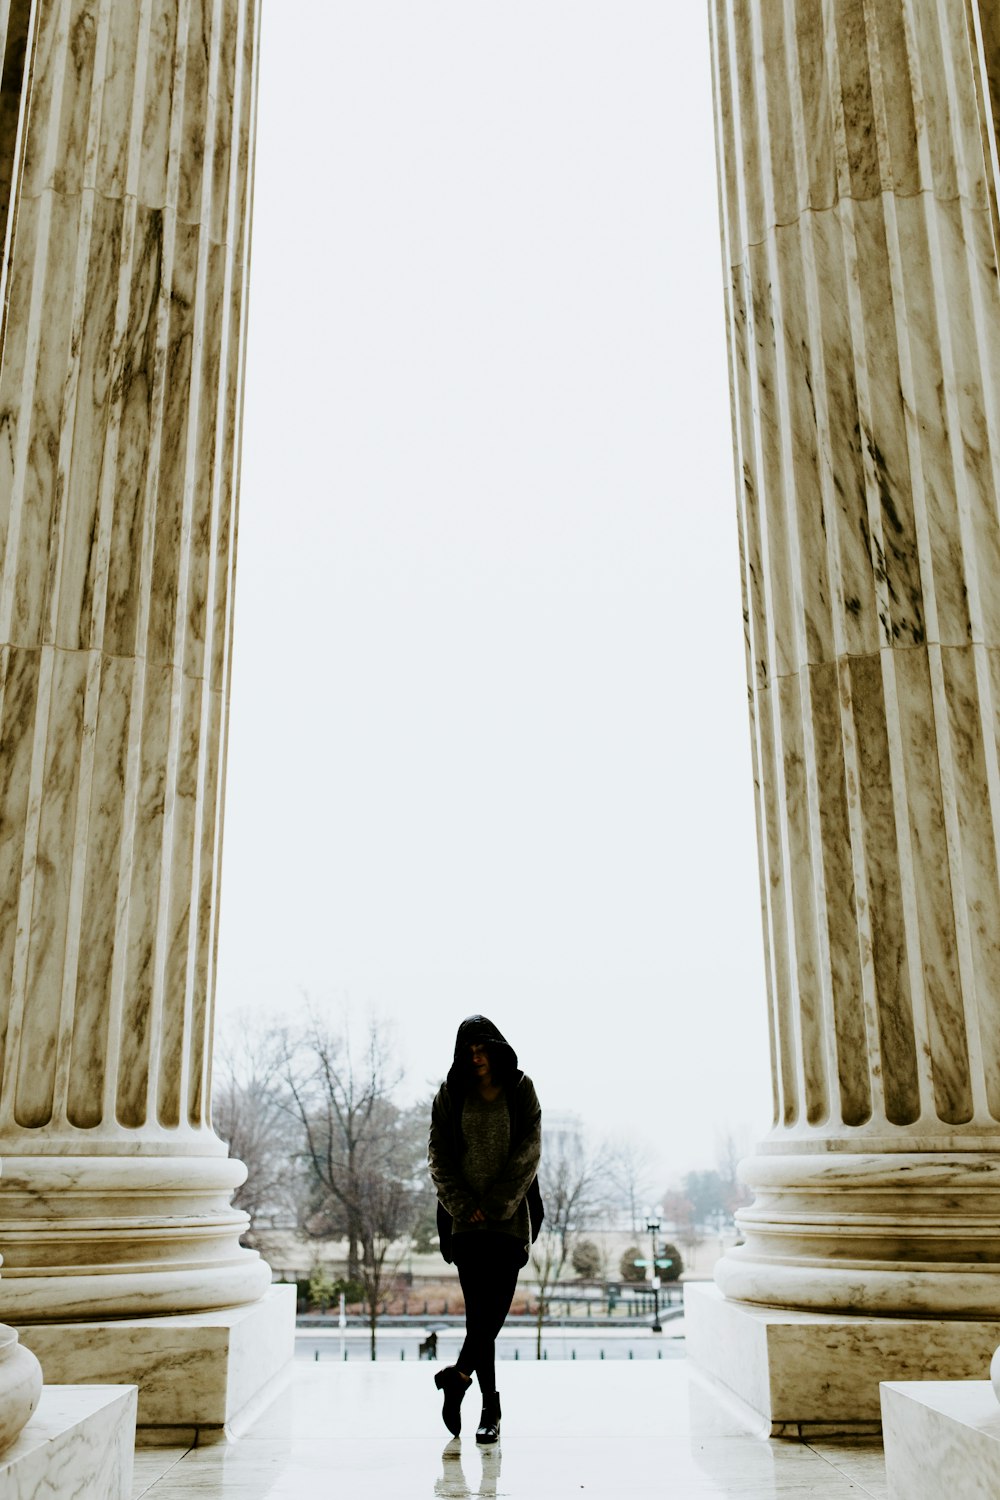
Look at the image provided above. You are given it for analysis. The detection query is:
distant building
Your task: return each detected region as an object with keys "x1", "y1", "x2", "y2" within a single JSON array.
[{"x1": 542, "y1": 1110, "x2": 584, "y2": 1163}]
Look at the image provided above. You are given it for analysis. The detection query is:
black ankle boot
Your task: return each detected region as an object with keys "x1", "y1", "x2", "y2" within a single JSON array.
[
  {"x1": 476, "y1": 1391, "x2": 501, "y2": 1444},
  {"x1": 434, "y1": 1366, "x2": 471, "y2": 1436}
]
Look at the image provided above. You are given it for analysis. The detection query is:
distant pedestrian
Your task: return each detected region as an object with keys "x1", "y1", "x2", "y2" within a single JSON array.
[{"x1": 428, "y1": 1016, "x2": 543, "y2": 1444}]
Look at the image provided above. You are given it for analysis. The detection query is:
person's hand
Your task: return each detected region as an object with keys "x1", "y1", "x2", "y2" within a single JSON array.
[{"x1": 469, "y1": 1208, "x2": 486, "y2": 1224}]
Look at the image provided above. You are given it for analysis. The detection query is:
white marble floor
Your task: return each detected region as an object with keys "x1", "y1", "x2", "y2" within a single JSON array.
[{"x1": 130, "y1": 1361, "x2": 888, "y2": 1499}]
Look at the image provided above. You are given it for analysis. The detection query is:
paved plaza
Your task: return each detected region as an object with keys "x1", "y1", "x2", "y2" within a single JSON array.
[{"x1": 129, "y1": 1358, "x2": 889, "y2": 1499}]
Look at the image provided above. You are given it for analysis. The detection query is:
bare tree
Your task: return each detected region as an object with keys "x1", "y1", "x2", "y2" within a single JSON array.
[
  {"x1": 213, "y1": 1017, "x2": 304, "y2": 1248},
  {"x1": 280, "y1": 1009, "x2": 423, "y2": 1356},
  {"x1": 531, "y1": 1133, "x2": 604, "y2": 1358},
  {"x1": 354, "y1": 1127, "x2": 421, "y2": 1360},
  {"x1": 660, "y1": 1188, "x2": 701, "y2": 1258},
  {"x1": 602, "y1": 1136, "x2": 656, "y2": 1234},
  {"x1": 715, "y1": 1126, "x2": 753, "y2": 1221},
  {"x1": 279, "y1": 1011, "x2": 401, "y2": 1279}
]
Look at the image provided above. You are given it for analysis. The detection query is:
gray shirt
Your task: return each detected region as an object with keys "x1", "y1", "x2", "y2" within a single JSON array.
[
  {"x1": 428, "y1": 1073, "x2": 542, "y2": 1258},
  {"x1": 455, "y1": 1090, "x2": 529, "y2": 1246},
  {"x1": 461, "y1": 1091, "x2": 511, "y2": 1197}
]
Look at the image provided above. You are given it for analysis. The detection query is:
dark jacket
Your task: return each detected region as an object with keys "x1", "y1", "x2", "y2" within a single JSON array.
[{"x1": 428, "y1": 1015, "x2": 543, "y2": 1266}]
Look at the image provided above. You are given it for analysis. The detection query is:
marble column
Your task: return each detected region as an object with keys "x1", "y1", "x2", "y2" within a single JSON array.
[
  {"x1": 0, "y1": 0, "x2": 272, "y2": 1324},
  {"x1": 688, "y1": 0, "x2": 1000, "y2": 1430},
  {"x1": 0, "y1": 0, "x2": 45, "y2": 1468},
  {"x1": 706, "y1": 0, "x2": 1000, "y2": 1316}
]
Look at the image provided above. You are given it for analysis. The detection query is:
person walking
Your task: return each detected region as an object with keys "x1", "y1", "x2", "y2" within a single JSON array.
[{"x1": 428, "y1": 1016, "x2": 543, "y2": 1444}]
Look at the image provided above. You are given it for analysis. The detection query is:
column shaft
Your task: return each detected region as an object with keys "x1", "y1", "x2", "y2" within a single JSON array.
[
  {"x1": 0, "y1": 0, "x2": 268, "y2": 1317},
  {"x1": 711, "y1": 0, "x2": 1000, "y2": 1312}
]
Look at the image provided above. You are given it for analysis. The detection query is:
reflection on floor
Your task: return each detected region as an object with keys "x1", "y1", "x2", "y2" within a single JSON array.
[{"x1": 130, "y1": 1360, "x2": 888, "y2": 1499}]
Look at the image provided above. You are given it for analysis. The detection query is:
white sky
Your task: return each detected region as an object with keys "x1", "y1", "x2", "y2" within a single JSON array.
[{"x1": 216, "y1": 1, "x2": 772, "y2": 1189}]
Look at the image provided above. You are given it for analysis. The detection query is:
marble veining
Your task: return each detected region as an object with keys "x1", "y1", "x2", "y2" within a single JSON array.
[
  {"x1": 0, "y1": 1384, "x2": 136, "y2": 1500},
  {"x1": 0, "y1": 4, "x2": 32, "y2": 272},
  {"x1": 17, "y1": 1285, "x2": 295, "y2": 1436},
  {"x1": 688, "y1": 1282, "x2": 1000, "y2": 1430},
  {"x1": 0, "y1": 0, "x2": 268, "y2": 1319},
  {"x1": 881, "y1": 1380, "x2": 1000, "y2": 1499},
  {"x1": 709, "y1": 0, "x2": 1000, "y2": 1315}
]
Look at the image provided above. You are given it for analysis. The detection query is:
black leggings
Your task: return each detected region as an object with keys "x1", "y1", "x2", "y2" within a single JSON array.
[{"x1": 453, "y1": 1232, "x2": 523, "y2": 1396}]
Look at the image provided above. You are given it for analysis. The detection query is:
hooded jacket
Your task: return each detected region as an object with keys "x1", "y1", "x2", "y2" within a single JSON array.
[{"x1": 428, "y1": 1015, "x2": 543, "y2": 1266}]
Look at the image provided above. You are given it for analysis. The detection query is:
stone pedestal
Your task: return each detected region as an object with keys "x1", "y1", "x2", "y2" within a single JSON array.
[
  {"x1": 687, "y1": 1283, "x2": 1000, "y2": 1436},
  {"x1": 16, "y1": 1283, "x2": 295, "y2": 1444},
  {"x1": 881, "y1": 1380, "x2": 1000, "y2": 1499},
  {"x1": 0, "y1": 1385, "x2": 136, "y2": 1500},
  {"x1": 0, "y1": 0, "x2": 293, "y2": 1420},
  {"x1": 692, "y1": 0, "x2": 1000, "y2": 1423}
]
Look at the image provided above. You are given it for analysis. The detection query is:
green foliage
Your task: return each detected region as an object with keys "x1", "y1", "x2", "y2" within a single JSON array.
[
  {"x1": 307, "y1": 1265, "x2": 337, "y2": 1311},
  {"x1": 306, "y1": 1267, "x2": 364, "y2": 1311},
  {"x1": 659, "y1": 1242, "x2": 683, "y2": 1282},
  {"x1": 619, "y1": 1246, "x2": 646, "y2": 1283},
  {"x1": 571, "y1": 1239, "x2": 602, "y2": 1279}
]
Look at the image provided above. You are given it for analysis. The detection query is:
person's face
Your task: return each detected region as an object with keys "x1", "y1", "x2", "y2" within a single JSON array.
[{"x1": 469, "y1": 1043, "x2": 491, "y2": 1082}]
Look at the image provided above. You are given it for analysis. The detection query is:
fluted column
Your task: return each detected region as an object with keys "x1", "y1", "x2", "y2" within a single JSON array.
[
  {"x1": 0, "y1": 0, "x2": 270, "y2": 1318},
  {"x1": 710, "y1": 0, "x2": 1000, "y2": 1314}
]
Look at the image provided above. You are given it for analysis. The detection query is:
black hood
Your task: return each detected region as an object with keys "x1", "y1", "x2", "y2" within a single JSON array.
[{"x1": 446, "y1": 1014, "x2": 519, "y2": 1093}]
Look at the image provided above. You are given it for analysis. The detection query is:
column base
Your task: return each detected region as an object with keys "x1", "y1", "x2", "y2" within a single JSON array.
[
  {"x1": 0, "y1": 1153, "x2": 272, "y2": 1320},
  {"x1": 14, "y1": 1283, "x2": 295, "y2": 1444},
  {"x1": 881, "y1": 1381, "x2": 1000, "y2": 1498},
  {"x1": 685, "y1": 1282, "x2": 1000, "y2": 1435},
  {"x1": 0, "y1": 1326, "x2": 41, "y2": 1452},
  {"x1": 723, "y1": 1152, "x2": 1000, "y2": 1315},
  {"x1": 0, "y1": 1385, "x2": 136, "y2": 1498}
]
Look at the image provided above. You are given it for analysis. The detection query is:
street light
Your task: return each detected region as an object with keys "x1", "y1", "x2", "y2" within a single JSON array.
[{"x1": 646, "y1": 1215, "x2": 663, "y2": 1333}]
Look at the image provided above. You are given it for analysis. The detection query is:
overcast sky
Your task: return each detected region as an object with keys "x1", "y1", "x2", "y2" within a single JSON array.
[{"x1": 215, "y1": 1, "x2": 772, "y2": 1189}]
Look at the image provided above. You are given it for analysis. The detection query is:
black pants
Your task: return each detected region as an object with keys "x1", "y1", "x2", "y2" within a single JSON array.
[{"x1": 453, "y1": 1232, "x2": 523, "y2": 1396}]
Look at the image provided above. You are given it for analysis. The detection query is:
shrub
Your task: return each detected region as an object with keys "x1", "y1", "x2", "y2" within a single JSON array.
[
  {"x1": 307, "y1": 1265, "x2": 337, "y2": 1312},
  {"x1": 306, "y1": 1268, "x2": 365, "y2": 1312},
  {"x1": 619, "y1": 1246, "x2": 646, "y2": 1283},
  {"x1": 571, "y1": 1240, "x2": 602, "y2": 1279},
  {"x1": 659, "y1": 1242, "x2": 684, "y2": 1281}
]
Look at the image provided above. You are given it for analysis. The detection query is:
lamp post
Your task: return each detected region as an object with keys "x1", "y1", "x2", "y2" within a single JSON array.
[{"x1": 647, "y1": 1215, "x2": 663, "y2": 1333}]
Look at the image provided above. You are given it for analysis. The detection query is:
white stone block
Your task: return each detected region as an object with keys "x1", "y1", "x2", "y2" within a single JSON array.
[
  {"x1": 686, "y1": 1281, "x2": 1000, "y2": 1433},
  {"x1": 881, "y1": 1380, "x2": 1000, "y2": 1499},
  {"x1": 0, "y1": 1385, "x2": 135, "y2": 1499},
  {"x1": 16, "y1": 1283, "x2": 295, "y2": 1442}
]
